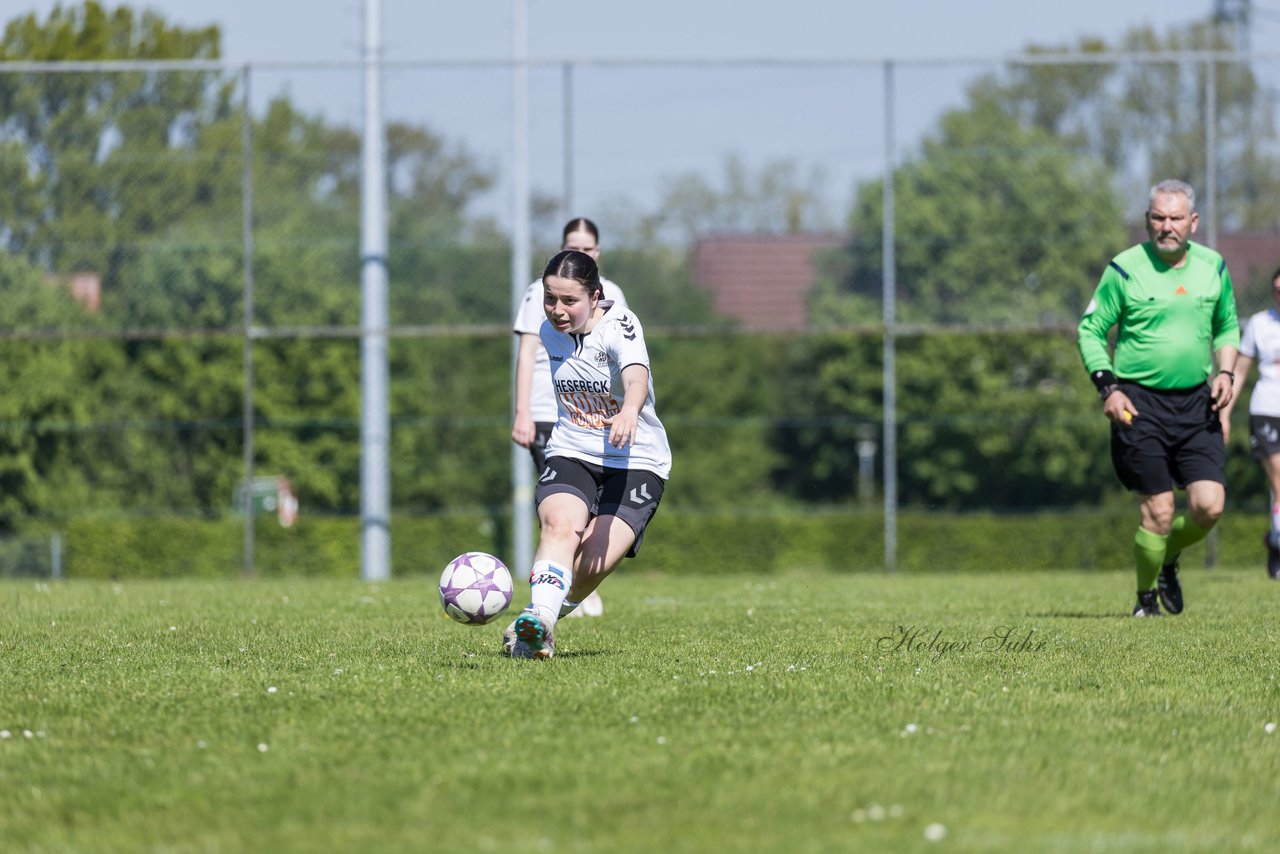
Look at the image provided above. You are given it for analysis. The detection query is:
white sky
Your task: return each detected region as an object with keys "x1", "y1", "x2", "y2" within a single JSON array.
[{"x1": 10, "y1": 1, "x2": 1276, "y2": 230}]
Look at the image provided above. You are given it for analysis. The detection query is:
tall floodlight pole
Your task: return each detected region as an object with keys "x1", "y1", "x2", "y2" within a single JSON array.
[
  {"x1": 511, "y1": 0, "x2": 534, "y2": 574},
  {"x1": 360, "y1": 0, "x2": 391, "y2": 581}
]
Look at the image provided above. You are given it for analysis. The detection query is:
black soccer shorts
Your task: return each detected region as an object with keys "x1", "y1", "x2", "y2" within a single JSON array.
[
  {"x1": 1110, "y1": 382, "x2": 1225, "y2": 494},
  {"x1": 534, "y1": 456, "x2": 665, "y2": 558}
]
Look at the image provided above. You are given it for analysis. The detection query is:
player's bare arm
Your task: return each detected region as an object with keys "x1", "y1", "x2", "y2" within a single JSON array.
[
  {"x1": 1210, "y1": 345, "x2": 1240, "y2": 411},
  {"x1": 512, "y1": 332, "x2": 542, "y2": 447},
  {"x1": 603, "y1": 364, "x2": 649, "y2": 448},
  {"x1": 1221, "y1": 354, "x2": 1254, "y2": 444}
]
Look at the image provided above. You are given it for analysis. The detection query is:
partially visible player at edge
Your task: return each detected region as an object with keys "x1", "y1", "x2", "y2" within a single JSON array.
[
  {"x1": 511, "y1": 217, "x2": 628, "y2": 619},
  {"x1": 1219, "y1": 265, "x2": 1280, "y2": 580},
  {"x1": 1077, "y1": 179, "x2": 1240, "y2": 618},
  {"x1": 505, "y1": 249, "x2": 671, "y2": 659}
]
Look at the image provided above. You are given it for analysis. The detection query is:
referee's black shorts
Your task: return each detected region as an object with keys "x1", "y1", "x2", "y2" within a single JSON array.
[{"x1": 1110, "y1": 381, "x2": 1225, "y2": 494}]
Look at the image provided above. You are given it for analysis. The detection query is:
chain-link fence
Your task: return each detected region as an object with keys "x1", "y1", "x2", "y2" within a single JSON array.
[{"x1": 3, "y1": 50, "x2": 1278, "y2": 576}]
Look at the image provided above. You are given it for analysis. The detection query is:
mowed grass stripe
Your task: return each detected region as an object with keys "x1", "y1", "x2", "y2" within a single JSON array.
[{"x1": 1, "y1": 569, "x2": 1278, "y2": 853}]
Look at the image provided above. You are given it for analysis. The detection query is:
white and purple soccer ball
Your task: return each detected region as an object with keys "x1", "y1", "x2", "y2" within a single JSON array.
[{"x1": 438, "y1": 552, "x2": 513, "y2": 625}]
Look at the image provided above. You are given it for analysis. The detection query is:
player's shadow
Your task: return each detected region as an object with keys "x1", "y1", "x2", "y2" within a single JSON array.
[
  {"x1": 1027, "y1": 610, "x2": 1124, "y2": 619},
  {"x1": 493, "y1": 647, "x2": 610, "y2": 660}
]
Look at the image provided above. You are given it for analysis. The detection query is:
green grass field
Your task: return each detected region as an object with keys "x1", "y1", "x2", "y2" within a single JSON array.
[{"x1": 3, "y1": 568, "x2": 1279, "y2": 853}]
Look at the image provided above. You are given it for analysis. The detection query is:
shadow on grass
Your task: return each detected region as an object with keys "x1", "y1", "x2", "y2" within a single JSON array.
[
  {"x1": 1028, "y1": 611, "x2": 1122, "y2": 619},
  {"x1": 494, "y1": 647, "x2": 612, "y2": 661}
]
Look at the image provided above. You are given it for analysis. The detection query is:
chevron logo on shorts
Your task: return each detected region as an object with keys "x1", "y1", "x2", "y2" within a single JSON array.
[
  {"x1": 539, "y1": 468, "x2": 557, "y2": 483},
  {"x1": 629, "y1": 484, "x2": 652, "y2": 504}
]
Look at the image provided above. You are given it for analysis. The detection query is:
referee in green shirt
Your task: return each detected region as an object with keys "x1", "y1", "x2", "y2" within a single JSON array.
[{"x1": 1078, "y1": 179, "x2": 1240, "y2": 617}]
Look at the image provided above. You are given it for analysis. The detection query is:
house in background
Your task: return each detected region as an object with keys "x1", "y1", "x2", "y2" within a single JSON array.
[
  {"x1": 692, "y1": 230, "x2": 1280, "y2": 329},
  {"x1": 691, "y1": 233, "x2": 843, "y2": 330},
  {"x1": 1217, "y1": 231, "x2": 1280, "y2": 314}
]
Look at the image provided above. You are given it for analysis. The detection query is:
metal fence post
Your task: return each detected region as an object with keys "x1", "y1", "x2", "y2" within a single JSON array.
[
  {"x1": 882, "y1": 59, "x2": 898, "y2": 573},
  {"x1": 511, "y1": 0, "x2": 534, "y2": 576},
  {"x1": 241, "y1": 63, "x2": 258, "y2": 577},
  {"x1": 1205, "y1": 54, "x2": 1220, "y2": 570},
  {"x1": 360, "y1": 0, "x2": 391, "y2": 581}
]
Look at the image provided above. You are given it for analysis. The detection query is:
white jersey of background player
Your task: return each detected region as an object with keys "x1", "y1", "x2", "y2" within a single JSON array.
[
  {"x1": 505, "y1": 249, "x2": 671, "y2": 660},
  {"x1": 1238, "y1": 306, "x2": 1280, "y2": 417},
  {"x1": 1223, "y1": 272, "x2": 1280, "y2": 579}
]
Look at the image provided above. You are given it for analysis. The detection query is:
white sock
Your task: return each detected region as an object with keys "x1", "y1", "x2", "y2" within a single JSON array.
[
  {"x1": 1271, "y1": 499, "x2": 1280, "y2": 548},
  {"x1": 528, "y1": 560, "x2": 572, "y2": 626}
]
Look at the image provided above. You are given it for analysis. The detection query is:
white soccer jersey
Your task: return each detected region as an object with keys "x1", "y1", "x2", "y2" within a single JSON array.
[
  {"x1": 1240, "y1": 307, "x2": 1280, "y2": 416},
  {"x1": 514, "y1": 276, "x2": 627, "y2": 422},
  {"x1": 541, "y1": 301, "x2": 672, "y2": 479}
]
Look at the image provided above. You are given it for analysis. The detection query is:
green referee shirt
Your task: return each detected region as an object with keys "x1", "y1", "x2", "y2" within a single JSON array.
[{"x1": 1077, "y1": 241, "x2": 1240, "y2": 390}]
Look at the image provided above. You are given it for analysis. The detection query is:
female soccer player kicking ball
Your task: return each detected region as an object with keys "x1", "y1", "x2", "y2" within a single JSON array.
[{"x1": 505, "y1": 250, "x2": 672, "y2": 660}]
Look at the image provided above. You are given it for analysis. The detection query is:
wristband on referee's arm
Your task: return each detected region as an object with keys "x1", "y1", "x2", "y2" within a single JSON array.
[
  {"x1": 1090, "y1": 370, "x2": 1120, "y2": 402},
  {"x1": 1217, "y1": 369, "x2": 1236, "y2": 381}
]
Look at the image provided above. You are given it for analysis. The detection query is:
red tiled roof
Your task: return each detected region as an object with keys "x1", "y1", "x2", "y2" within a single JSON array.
[
  {"x1": 1217, "y1": 231, "x2": 1280, "y2": 288},
  {"x1": 692, "y1": 233, "x2": 843, "y2": 330},
  {"x1": 693, "y1": 231, "x2": 1280, "y2": 328}
]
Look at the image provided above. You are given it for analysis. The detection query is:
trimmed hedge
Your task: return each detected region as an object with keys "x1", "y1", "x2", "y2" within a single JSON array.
[{"x1": 42, "y1": 507, "x2": 1275, "y2": 578}]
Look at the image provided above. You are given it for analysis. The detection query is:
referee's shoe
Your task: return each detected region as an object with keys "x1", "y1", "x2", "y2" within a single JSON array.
[
  {"x1": 1132, "y1": 589, "x2": 1162, "y2": 617},
  {"x1": 1157, "y1": 556, "x2": 1183, "y2": 614}
]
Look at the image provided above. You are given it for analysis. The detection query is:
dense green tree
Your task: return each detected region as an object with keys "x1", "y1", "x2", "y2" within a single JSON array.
[
  {"x1": 0, "y1": 253, "x2": 126, "y2": 528},
  {"x1": 0, "y1": 3, "x2": 519, "y2": 523},
  {"x1": 770, "y1": 334, "x2": 883, "y2": 502},
  {"x1": 795, "y1": 17, "x2": 1280, "y2": 511},
  {"x1": 813, "y1": 16, "x2": 1280, "y2": 329},
  {"x1": 647, "y1": 335, "x2": 789, "y2": 508},
  {"x1": 771, "y1": 330, "x2": 1115, "y2": 509},
  {"x1": 994, "y1": 23, "x2": 1280, "y2": 231},
  {"x1": 893, "y1": 332, "x2": 1110, "y2": 509},
  {"x1": 389, "y1": 337, "x2": 509, "y2": 513},
  {"x1": 10, "y1": 3, "x2": 1226, "y2": 532},
  {"x1": 0, "y1": 2, "x2": 232, "y2": 278},
  {"x1": 811, "y1": 91, "x2": 1126, "y2": 327}
]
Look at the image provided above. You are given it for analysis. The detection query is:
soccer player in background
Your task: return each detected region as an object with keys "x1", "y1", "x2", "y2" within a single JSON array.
[
  {"x1": 511, "y1": 217, "x2": 628, "y2": 619},
  {"x1": 1077, "y1": 179, "x2": 1240, "y2": 617},
  {"x1": 1219, "y1": 266, "x2": 1280, "y2": 580},
  {"x1": 505, "y1": 250, "x2": 671, "y2": 659}
]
